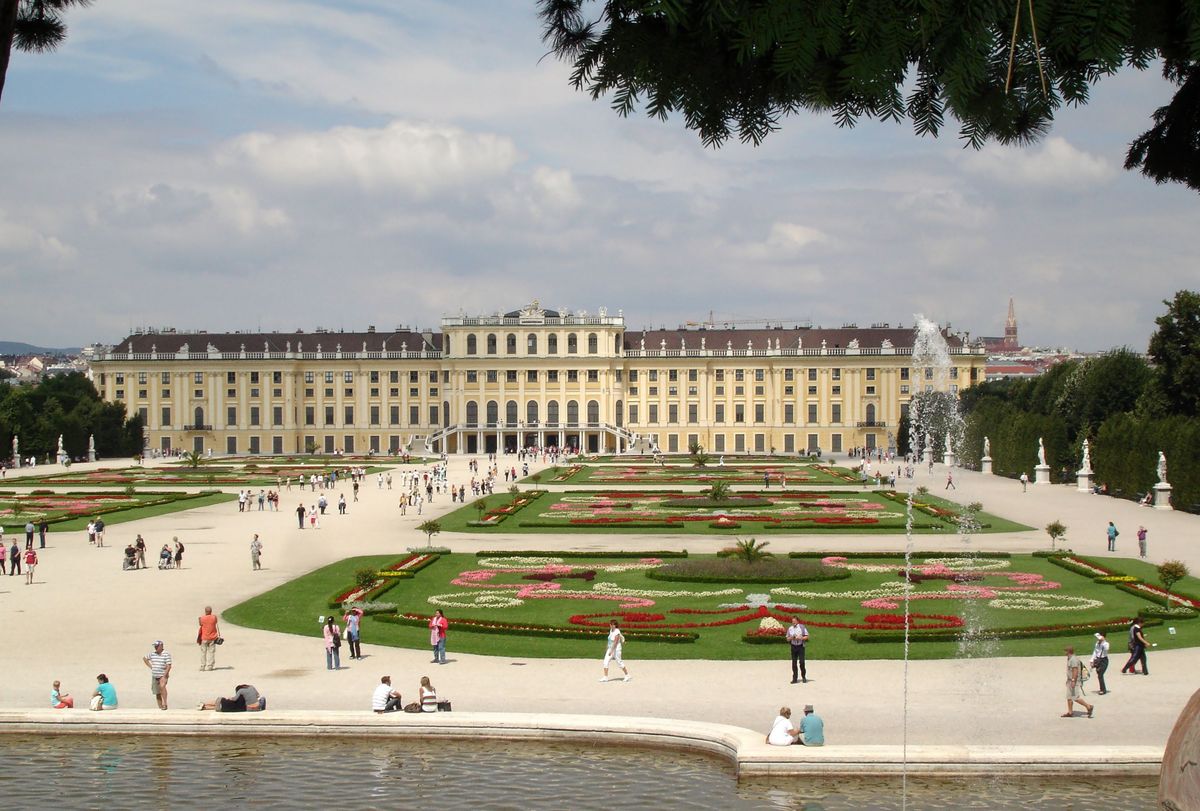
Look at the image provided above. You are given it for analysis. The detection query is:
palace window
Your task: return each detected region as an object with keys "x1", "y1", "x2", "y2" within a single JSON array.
[{"x1": 467, "y1": 334, "x2": 477, "y2": 355}]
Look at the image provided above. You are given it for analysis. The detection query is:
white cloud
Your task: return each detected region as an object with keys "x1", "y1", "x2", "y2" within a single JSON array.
[
  {"x1": 0, "y1": 210, "x2": 75, "y2": 263},
  {"x1": 963, "y1": 136, "x2": 1115, "y2": 187},
  {"x1": 219, "y1": 121, "x2": 519, "y2": 193},
  {"x1": 766, "y1": 222, "x2": 829, "y2": 252}
]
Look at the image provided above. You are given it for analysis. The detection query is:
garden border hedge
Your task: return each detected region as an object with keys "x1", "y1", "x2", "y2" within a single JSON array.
[
  {"x1": 646, "y1": 565, "x2": 850, "y2": 585},
  {"x1": 843, "y1": 616, "x2": 1162, "y2": 644},
  {"x1": 475, "y1": 550, "x2": 688, "y2": 559},
  {"x1": 788, "y1": 551, "x2": 1011, "y2": 560},
  {"x1": 376, "y1": 612, "x2": 698, "y2": 643}
]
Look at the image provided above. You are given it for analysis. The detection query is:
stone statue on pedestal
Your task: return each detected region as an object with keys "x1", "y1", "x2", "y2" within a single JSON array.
[
  {"x1": 1157, "y1": 451, "x2": 1168, "y2": 484},
  {"x1": 1080, "y1": 439, "x2": 1091, "y2": 472},
  {"x1": 1037, "y1": 437, "x2": 1046, "y2": 467},
  {"x1": 983, "y1": 436, "x2": 990, "y2": 458}
]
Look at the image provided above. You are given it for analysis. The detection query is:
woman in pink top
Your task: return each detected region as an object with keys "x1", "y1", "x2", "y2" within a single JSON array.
[
  {"x1": 429, "y1": 609, "x2": 448, "y2": 664},
  {"x1": 322, "y1": 615, "x2": 342, "y2": 670}
]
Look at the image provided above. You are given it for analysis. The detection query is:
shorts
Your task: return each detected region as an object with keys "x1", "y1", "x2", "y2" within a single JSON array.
[{"x1": 151, "y1": 675, "x2": 164, "y2": 695}]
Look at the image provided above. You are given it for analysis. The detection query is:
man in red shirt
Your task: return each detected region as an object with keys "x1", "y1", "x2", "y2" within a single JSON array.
[{"x1": 198, "y1": 606, "x2": 221, "y2": 671}]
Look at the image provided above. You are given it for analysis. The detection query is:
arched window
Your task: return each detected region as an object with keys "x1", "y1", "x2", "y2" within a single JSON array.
[
  {"x1": 527, "y1": 333, "x2": 538, "y2": 354},
  {"x1": 547, "y1": 400, "x2": 559, "y2": 425},
  {"x1": 567, "y1": 400, "x2": 579, "y2": 425},
  {"x1": 466, "y1": 334, "x2": 477, "y2": 355},
  {"x1": 506, "y1": 334, "x2": 517, "y2": 354},
  {"x1": 506, "y1": 400, "x2": 518, "y2": 424},
  {"x1": 466, "y1": 401, "x2": 479, "y2": 426},
  {"x1": 567, "y1": 334, "x2": 578, "y2": 354},
  {"x1": 194, "y1": 407, "x2": 204, "y2": 428},
  {"x1": 548, "y1": 334, "x2": 558, "y2": 354},
  {"x1": 486, "y1": 334, "x2": 497, "y2": 355},
  {"x1": 866, "y1": 403, "x2": 876, "y2": 424},
  {"x1": 527, "y1": 400, "x2": 539, "y2": 424},
  {"x1": 615, "y1": 400, "x2": 623, "y2": 427},
  {"x1": 443, "y1": 400, "x2": 450, "y2": 428},
  {"x1": 587, "y1": 333, "x2": 598, "y2": 354},
  {"x1": 486, "y1": 400, "x2": 498, "y2": 425},
  {"x1": 586, "y1": 400, "x2": 600, "y2": 424}
]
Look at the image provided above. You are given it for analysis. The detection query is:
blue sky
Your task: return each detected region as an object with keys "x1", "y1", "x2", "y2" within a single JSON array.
[{"x1": 1, "y1": 0, "x2": 1196, "y2": 350}]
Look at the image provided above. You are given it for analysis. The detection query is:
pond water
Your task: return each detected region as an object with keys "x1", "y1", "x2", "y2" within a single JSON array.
[{"x1": 0, "y1": 735, "x2": 1156, "y2": 809}]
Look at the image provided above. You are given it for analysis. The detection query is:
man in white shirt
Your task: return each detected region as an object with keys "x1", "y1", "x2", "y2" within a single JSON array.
[
  {"x1": 372, "y1": 676, "x2": 402, "y2": 713},
  {"x1": 1091, "y1": 631, "x2": 1110, "y2": 695},
  {"x1": 786, "y1": 617, "x2": 809, "y2": 684},
  {"x1": 766, "y1": 706, "x2": 799, "y2": 746}
]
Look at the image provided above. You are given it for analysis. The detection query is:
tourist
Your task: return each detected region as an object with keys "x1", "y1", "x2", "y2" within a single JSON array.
[
  {"x1": 25, "y1": 520, "x2": 35, "y2": 549},
  {"x1": 799, "y1": 705, "x2": 825, "y2": 745},
  {"x1": 429, "y1": 609, "x2": 448, "y2": 664},
  {"x1": 296, "y1": 503, "x2": 306, "y2": 529},
  {"x1": 1137, "y1": 526, "x2": 1148, "y2": 559},
  {"x1": 766, "y1": 706, "x2": 799, "y2": 745},
  {"x1": 198, "y1": 684, "x2": 264, "y2": 712},
  {"x1": 158, "y1": 544, "x2": 173, "y2": 569},
  {"x1": 373, "y1": 676, "x2": 402, "y2": 713},
  {"x1": 0, "y1": 542, "x2": 6, "y2": 576},
  {"x1": 338, "y1": 493, "x2": 347, "y2": 514},
  {"x1": 135, "y1": 535, "x2": 147, "y2": 569},
  {"x1": 1106, "y1": 521, "x2": 1119, "y2": 552},
  {"x1": 9, "y1": 540, "x2": 20, "y2": 576},
  {"x1": 23, "y1": 547, "x2": 36, "y2": 585},
  {"x1": 198, "y1": 605, "x2": 221, "y2": 671},
  {"x1": 90, "y1": 674, "x2": 118, "y2": 710},
  {"x1": 1091, "y1": 632, "x2": 1110, "y2": 695},
  {"x1": 945, "y1": 470, "x2": 955, "y2": 490},
  {"x1": 51, "y1": 680, "x2": 74, "y2": 709},
  {"x1": 418, "y1": 675, "x2": 438, "y2": 712},
  {"x1": 250, "y1": 534, "x2": 263, "y2": 570},
  {"x1": 38, "y1": 519, "x2": 48, "y2": 549},
  {"x1": 310, "y1": 505, "x2": 319, "y2": 529},
  {"x1": 1061, "y1": 645, "x2": 1094, "y2": 718},
  {"x1": 600, "y1": 619, "x2": 631, "y2": 682},
  {"x1": 94, "y1": 517, "x2": 105, "y2": 547},
  {"x1": 322, "y1": 615, "x2": 342, "y2": 670},
  {"x1": 786, "y1": 617, "x2": 809, "y2": 684},
  {"x1": 1122, "y1": 619, "x2": 1149, "y2": 675},
  {"x1": 122, "y1": 543, "x2": 138, "y2": 571},
  {"x1": 1019, "y1": 472, "x2": 1028, "y2": 492},
  {"x1": 344, "y1": 607, "x2": 364, "y2": 660},
  {"x1": 173, "y1": 537, "x2": 185, "y2": 568},
  {"x1": 143, "y1": 640, "x2": 173, "y2": 710},
  {"x1": 87, "y1": 519, "x2": 96, "y2": 545}
]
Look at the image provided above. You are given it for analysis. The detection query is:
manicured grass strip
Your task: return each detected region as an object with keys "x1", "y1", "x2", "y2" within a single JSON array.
[
  {"x1": 2, "y1": 491, "x2": 236, "y2": 533},
  {"x1": 474, "y1": 550, "x2": 689, "y2": 559},
  {"x1": 377, "y1": 613, "x2": 698, "y2": 643}
]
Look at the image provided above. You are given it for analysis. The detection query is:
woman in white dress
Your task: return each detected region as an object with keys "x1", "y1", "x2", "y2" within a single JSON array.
[{"x1": 600, "y1": 620, "x2": 631, "y2": 682}]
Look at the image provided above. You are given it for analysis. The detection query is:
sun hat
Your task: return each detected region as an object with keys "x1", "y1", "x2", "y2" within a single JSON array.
[{"x1": 804, "y1": 705, "x2": 814, "y2": 713}]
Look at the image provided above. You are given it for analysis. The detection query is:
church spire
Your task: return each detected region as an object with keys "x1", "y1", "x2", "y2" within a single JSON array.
[{"x1": 1004, "y1": 297, "x2": 1018, "y2": 349}]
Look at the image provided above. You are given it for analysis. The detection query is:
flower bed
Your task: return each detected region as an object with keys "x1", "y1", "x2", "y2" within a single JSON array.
[
  {"x1": 0, "y1": 490, "x2": 216, "y2": 529},
  {"x1": 646, "y1": 558, "x2": 850, "y2": 584},
  {"x1": 562, "y1": 463, "x2": 858, "y2": 486},
  {"x1": 848, "y1": 616, "x2": 1160, "y2": 644},
  {"x1": 328, "y1": 554, "x2": 439, "y2": 610},
  {"x1": 473, "y1": 549, "x2": 688, "y2": 559},
  {"x1": 1118, "y1": 581, "x2": 1200, "y2": 609}
]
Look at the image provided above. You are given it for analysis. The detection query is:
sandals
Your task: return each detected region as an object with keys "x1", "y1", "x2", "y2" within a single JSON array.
[
  {"x1": 1087, "y1": 707, "x2": 1094, "y2": 718},
  {"x1": 1060, "y1": 713, "x2": 1072, "y2": 717}
]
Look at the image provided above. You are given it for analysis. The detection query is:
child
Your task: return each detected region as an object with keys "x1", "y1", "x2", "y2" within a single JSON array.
[{"x1": 52, "y1": 680, "x2": 74, "y2": 709}]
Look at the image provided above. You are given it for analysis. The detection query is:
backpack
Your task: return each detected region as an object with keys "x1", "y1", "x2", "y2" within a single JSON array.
[{"x1": 1079, "y1": 661, "x2": 1091, "y2": 683}]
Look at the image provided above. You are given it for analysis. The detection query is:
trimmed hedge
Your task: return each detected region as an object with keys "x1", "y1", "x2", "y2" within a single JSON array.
[
  {"x1": 788, "y1": 551, "x2": 1011, "y2": 560},
  {"x1": 326, "y1": 554, "x2": 440, "y2": 609},
  {"x1": 1116, "y1": 581, "x2": 1200, "y2": 608},
  {"x1": 847, "y1": 617, "x2": 1161, "y2": 644},
  {"x1": 376, "y1": 612, "x2": 698, "y2": 643},
  {"x1": 1137, "y1": 606, "x2": 1199, "y2": 620},
  {"x1": 660, "y1": 497, "x2": 773, "y2": 509},
  {"x1": 647, "y1": 561, "x2": 850, "y2": 585},
  {"x1": 0, "y1": 490, "x2": 224, "y2": 531},
  {"x1": 475, "y1": 550, "x2": 688, "y2": 559}
]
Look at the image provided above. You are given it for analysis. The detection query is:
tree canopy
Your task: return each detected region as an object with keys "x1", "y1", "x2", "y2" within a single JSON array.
[
  {"x1": 1148, "y1": 290, "x2": 1200, "y2": 417},
  {"x1": 539, "y1": 0, "x2": 1200, "y2": 191},
  {"x1": 0, "y1": 0, "x2": 90, "y2": 105},
  {"x1": 0, "y1": 372, "x2": 143, "y2": 461}
]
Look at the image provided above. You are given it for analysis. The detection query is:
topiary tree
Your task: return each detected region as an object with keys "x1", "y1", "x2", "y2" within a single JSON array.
[
  {"x1": 1158, "y1": 560, "x2": 1190, "y2": 608},
  {"x1": 416, "y1": 519, "x2": 442, "y2": 549},
  {"x1": 473, "y1": 497, "x2": 489, "y2": 522},
  {"x1": 528, "y1": 471, "x2": 543, "y2": 491},
  {"x1": 1045, "y1": 520, "x2": 1067, "y2": 551}
]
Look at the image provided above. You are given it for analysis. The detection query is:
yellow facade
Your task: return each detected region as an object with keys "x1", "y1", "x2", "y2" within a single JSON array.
[{"x1": 93, "y1": 303, "x2": 986, "y2": 456}]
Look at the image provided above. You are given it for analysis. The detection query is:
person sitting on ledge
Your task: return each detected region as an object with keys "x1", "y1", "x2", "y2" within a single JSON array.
[
  {"x1": 197, "y1": 684, "x2": 264, "y2": 712},
  {"x1": 372, "y1": 675, "x2": 402, "y2": 713},
  {"x1": 766, "y1": 706, "x2": 800, "y2": 746},
  {"x1": 51, "y1": 680, "x2": 74, "y2": 709},
  {"x1": 1139, "y1": 491, "x2": 1153, "y2": 507},
  {"x1": 799, "y1": 704, "x2": 825, "y2": 746},
  {"x1": 90, "y1": 674, "x2": 118, "y2": 710}
]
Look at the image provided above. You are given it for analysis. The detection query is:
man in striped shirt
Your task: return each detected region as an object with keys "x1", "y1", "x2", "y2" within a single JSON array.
[{"x1": 143, "y1": 640, "x2": 173, "y2": 710}]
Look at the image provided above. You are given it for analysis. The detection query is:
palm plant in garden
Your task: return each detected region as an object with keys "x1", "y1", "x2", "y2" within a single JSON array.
[
  {"x1": 1158, "y1": 560, "x2": 1189, "y2": 608},
  {"x1": 688, "y1": 441, "x2": 710, "y2": 467},
  {"x1": 707, "y1": 480, "x2": 732, "y2": 502},
  {"x1": 720, "y1": 538, "x2": 773, "y2": 564},
  {"x1": 183, "y1": 450, "x2": 203, "y2": 469}
]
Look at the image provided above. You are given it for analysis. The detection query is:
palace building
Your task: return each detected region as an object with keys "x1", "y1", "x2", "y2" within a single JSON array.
[{"x1": 92, "y1": 302, "x2": 987, "y2": 456}]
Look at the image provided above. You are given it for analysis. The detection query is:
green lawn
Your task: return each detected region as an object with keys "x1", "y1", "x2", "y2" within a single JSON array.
[
  {"x1": 223, "y1": 552, "x2": 1200, "y2": 661},
  {"x1": 1, "y1": 490, "x2": 236, "y2": 533},
  {"x1": 541, "y1": 462, "x2": 860, "y2": 486},
  {"x1": 437, "y1": 489, "x2": 1031, "y2": 535},
  {"x1": 11, "y1": 464, "x2": 393, "y2": 488}
]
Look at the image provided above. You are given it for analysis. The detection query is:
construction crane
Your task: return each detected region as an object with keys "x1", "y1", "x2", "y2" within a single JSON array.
[{"x1": 685, "y1": 311, "x2": 811, "y2": 329}]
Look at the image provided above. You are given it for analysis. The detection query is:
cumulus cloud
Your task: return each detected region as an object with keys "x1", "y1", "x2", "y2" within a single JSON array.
[
  {"x1": 218, "y1": 120, "x2": 518, "y2": 194},
  {"x1": 963, "y1": 136, "x2": 1115, "y2": 187}
]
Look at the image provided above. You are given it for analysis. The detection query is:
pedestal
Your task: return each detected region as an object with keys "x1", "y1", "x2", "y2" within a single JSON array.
[
  {"x1": 981, "y1": 457, "x2": 992, "y2": 475},
  {"x1": 1154, "y1": 482, "x2": 1173, "y2": 511},
  {"x1": 943, "y1": 452, "x2": 955, "y2": 467},
  {"x1": 1076, "y1": 470, "x2": 1093, "y2": 493},
  {"x1": 1034, "y1": 464, "x2": 1051, "y2": 485}
]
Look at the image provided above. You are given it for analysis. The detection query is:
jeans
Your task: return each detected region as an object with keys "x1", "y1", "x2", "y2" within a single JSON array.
[
  {"x1": 1122, "y1": 645, "x2": 1147, "y2": 674},
  {"x1": 326, "y1": 647, "x2": 341, "y2": 670},
  {"x1": 433, "y1": 638, "x2": 446, "y2": 663},
  {"x1": 347, "y1": 633, "x2": 361, "y2": 660},
  {"x1": 790, "y1": 644, "x2": 807, "y2": 682}
]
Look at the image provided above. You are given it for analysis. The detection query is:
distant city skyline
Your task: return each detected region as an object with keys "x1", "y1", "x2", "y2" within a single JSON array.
[{"x1": 0, "y1": 1, "x2": 1195, "y2": 352}]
